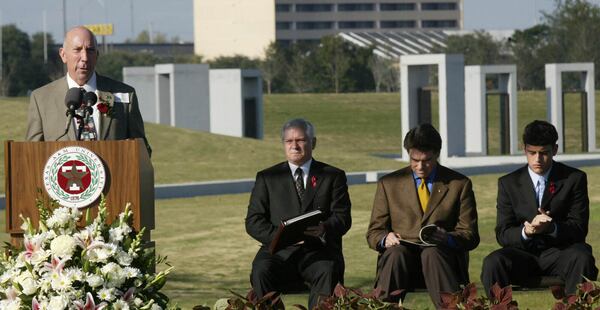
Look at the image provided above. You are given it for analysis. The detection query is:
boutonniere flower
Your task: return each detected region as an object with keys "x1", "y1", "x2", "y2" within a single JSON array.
[
  {"x1": 96, "y1": 91, "x2": 115, "y2": 117},
  {"x1": 549, "y1": 181, "x2": 556, "y2": 195},
  {"x1": 311, "y1": 176, "x2": 317, "y2": 188}
]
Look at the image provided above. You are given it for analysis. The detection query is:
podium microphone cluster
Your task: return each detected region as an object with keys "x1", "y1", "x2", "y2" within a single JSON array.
[
  {"x1": 78, "y1": 92, "x2": 98, "y2": 141},
  {"x1": 56, "y1": 87, "x2": 85, "y2": 141}
]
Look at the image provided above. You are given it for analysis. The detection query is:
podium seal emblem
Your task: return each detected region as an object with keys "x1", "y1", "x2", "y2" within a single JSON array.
[{"x1": 43, "y1": 146, "x2": 106, "y2": 208}]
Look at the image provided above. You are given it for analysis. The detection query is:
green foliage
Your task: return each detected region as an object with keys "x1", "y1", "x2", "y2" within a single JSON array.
[
  {"x1": 316, "y1": 36, "x2": 352, "y2": 93},
  {"x1": 96, "y1": 50, "x2": 160, "y2": 81},
  {"x1": 369, "y1": 55, "x2": 399, "y2": 92},
  {"x1": 544, "y1": 0, "x2": 600, "y2": 85},
  {"x1": 260, "y1": 42, "x2": 286, "y2": 94},
  {"x1": 440, "y1": 31, "x2": 508, "y2": 65},
  {"x1": 30, "y1": 32, "x2": 64, "y2": 81},
  {"x1": 208, "y1": 55, "x2": 261, "y2": 69},
  {"x1": 509, "y1": 0, "x2": 600, "y2": 89},
  {"x1": 510, "y1": 25, "x2": 552, "y2": 90},
  {"x1": 1, "y1": 25, "x2": 39, "y2": 96},
  {"x1": 127, "y1": 30, "x2": 170, "y2": 44}
]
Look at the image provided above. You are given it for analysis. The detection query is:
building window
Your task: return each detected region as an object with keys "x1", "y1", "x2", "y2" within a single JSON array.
[
  {"x1": 337, "y1": 3, "x2": 375, "y2": 11},
  {"x1": 296, "y1": 21, "x2": 334, "y2": 30},
  {"x1": 380, "y1": 3, "x2": 416, "y2": 11},
  {"x1": 295, "y1": 4, "x2": 333, "y2": 12},
  {"x1": 338, "y1": 21, "x2": 375, "y2": 29},
  {"x1": 380, "y1": 20, "x2": 416, "y2": 28},
  {"x1": 421, "y1": 2, "x2": 457, "y2": 10},
  {"x1": 421, "y1": 20, "x2": 457, "y2": 28},
  {"x1": 276, "y1": 22, "x2": 292, "y2": 30},
  {"x1": 276, "y1": 39, "x2": 292, "y2": 47},
  {"x1": 276, "y1": 4, "x2": 291, "y2": 12}
]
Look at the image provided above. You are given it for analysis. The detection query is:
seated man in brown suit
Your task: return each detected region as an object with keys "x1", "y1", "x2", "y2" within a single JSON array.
[{"x1": 366, "y1": 124, "x2": 479, "y2": 308}]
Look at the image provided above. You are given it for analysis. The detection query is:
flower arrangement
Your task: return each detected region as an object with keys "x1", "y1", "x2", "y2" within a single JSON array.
[{"x1": 0, "y1": 198, "x2": 177, "y2": 310}]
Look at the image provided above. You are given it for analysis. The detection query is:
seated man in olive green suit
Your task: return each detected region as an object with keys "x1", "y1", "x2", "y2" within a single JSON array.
[{"x1": 26, "y1": 26, "x2": 150, "y2": 155}]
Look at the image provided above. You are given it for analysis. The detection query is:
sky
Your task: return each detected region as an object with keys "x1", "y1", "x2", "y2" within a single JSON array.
[{"x1": 1, "y1": 0, "x2": 600, "y2": 43}]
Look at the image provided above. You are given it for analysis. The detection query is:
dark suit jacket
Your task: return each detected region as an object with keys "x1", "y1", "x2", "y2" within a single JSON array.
[
  {"x1": 366, "y1": 165, "x2": 479, "y2": 251},
  {"x1": 245, "y1": 160, "x2": 352, "y2": 262},
  {"x1": 495, "y1": 161, "x2": 589, "y2": 252},
  {"x1": 26, "y1": 74, "x2": 151, "y2": 155}
]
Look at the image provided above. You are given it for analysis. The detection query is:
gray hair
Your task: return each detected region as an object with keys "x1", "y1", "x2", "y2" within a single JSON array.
[{"x1": 281, "y1": 118, "x2": 316, "y2": 141}]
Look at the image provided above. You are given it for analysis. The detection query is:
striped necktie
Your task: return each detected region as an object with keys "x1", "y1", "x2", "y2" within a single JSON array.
[{"x1": 295, "y1": 168, "x2": 305, "y2": 202}]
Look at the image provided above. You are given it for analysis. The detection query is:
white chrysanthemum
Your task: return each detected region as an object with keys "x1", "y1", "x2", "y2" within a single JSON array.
[
  {"x1": 116, "y1": 250, "x2": 133, "y2": 266},
  {"x1": 113, "y1": 299, "x2": 130, "y2": 310},
  {"x1": 151, "y1": 304, "x2": 163, "y2": 310},
  {"x1": 50, "y1": 235, "x2": 77, "y2": 257},
  {"x1": 0, "y1": 268, "x2": 17, "y2": 284},
  {"x1": 35, "y1": 299, "x2": 50, "y2": 310},
  {"x1": 97, "y1": 287, "x2": 116, "y2": 301},
  {"x1": 85, "y1": 242, "x2": 117, "y2": 263},
  {"x1": 133, "y1": 298, "x2": 144, "y2": 307},
  {"x1": 86, "y1": 274, "x2": 104, "y2": 288},
  {"x1": 45, "y1": 207, "x2": 72, "y2": 228},
  {"x1": 38, "y1": 276, "x2": 52, "y2": 294},
  {"x1": 101, "y1": 263, "x2": 126, "y2": 288},
  {"x1": 48, "y1": 294, "x2": 68, "y2": 310},
  {"x1": 109, "y1": 226, "x2": 131, "y2": 244},
  {"x1": 101, "y1": 262, "x2": 121, "y2": 275},
  {"x1": 50, "y1": 271, "x2": 72, "y2": 291},
  {"x1": 65, "y1": 267, "x2": 84, "y2": 282},
  {"x1": 16, "y1": 272, "x2": 38, "y2": 295},
  {"x1": 123, "y1": 267, "x2": 141, "y2": 279},
  {"x1": 0, "y1": 299, "x2": 22, "y2": 310}
]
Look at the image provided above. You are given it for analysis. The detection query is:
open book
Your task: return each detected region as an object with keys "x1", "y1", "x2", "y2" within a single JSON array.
[
  {"x1": 399, "y1": 224, "x2": 438, "y2": 247},
  {"x1": 269, "y1": 210, "x2": 324, "y2": 254}
]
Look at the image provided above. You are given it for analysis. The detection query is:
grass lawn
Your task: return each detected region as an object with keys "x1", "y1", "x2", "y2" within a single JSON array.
[
  {"x1": 1, "y1": 91, "x2": 600, "y2": 308},
  {"x1": 2, "y1": 166, "x2": 594, "y2": 309},
  {"x1": 2, "y1": 91, "x2": 600, "y2": 193}
]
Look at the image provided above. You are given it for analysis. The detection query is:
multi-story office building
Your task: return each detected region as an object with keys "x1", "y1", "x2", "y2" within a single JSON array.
[
  {"x1": 194, "y1": 0, "x2": 462, "y2": 59},
  {"x1": 275, "y1": 0, "x2": 462, "y2": 44}
]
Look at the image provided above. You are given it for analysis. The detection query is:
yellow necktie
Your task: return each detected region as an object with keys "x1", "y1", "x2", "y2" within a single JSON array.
[{"x1": 418, "y1": 178, "x2": 430, "y2": 212}]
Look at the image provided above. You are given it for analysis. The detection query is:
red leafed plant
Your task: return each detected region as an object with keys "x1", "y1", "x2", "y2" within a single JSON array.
[
  {"x1": 294, "y1": 283, "x2": 405, "y2": 310},
  {"x1": 551, "y1": 279, "x2": 600, "y2": 309},
  {"x1": 439, "y1": 283, "x2": 518, "y2": 310},
  {"x1": 201, "y1": 290, "x2": 283, "y2": 310}
]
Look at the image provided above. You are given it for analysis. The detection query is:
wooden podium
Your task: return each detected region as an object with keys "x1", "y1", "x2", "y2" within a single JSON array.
[{"x1": 4, "y1": 139, "x2": 154, "y2": 244}]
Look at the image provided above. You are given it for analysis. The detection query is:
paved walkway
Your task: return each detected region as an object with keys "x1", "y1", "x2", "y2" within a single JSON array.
[{"x1": 2, "y1": 153, "x2": 599, "y2": 210}]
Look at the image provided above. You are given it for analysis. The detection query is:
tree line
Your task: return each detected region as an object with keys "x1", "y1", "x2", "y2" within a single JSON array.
[{"x1": 1, "y1": 0, "x2": 598, "y2": 96}]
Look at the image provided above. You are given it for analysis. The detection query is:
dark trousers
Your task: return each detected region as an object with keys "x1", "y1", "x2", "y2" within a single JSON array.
[
  {"x1": 250, "y1": 247, "x2": 343, "y2": 309},
  {"x1": 481, "y1": 243, "x2": 598, "y2": 295},
  {"x1": 375, "y1": 245, "x2": 470, "y2": 309}
]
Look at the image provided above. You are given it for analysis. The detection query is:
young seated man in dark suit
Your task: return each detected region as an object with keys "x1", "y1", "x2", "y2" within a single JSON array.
[{"x1": 481, "y1": 120, "x2": 598, "y2": 295}]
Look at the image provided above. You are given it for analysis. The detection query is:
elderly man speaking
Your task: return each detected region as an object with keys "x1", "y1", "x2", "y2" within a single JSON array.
[{"x1": 26, "y1": 26, "x2": 150, "y2": 155}]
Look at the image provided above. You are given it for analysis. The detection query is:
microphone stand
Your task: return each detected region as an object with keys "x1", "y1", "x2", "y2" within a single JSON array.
[{"x1": 56, "y1": 109, "x2": 78, "y2": 141}]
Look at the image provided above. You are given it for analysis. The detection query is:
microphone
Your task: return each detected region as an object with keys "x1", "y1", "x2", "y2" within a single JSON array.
[
  {"x1": 56, "y1": 88, "x2": 84, "y2": 141},
  {"x1": 82, "y1": 92, "x2": 98, "y2": 111},
  {"x1": 78, "y1": 92, "x2": 98, "y2": 140}
]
